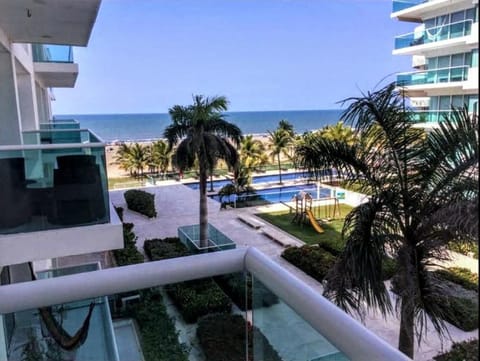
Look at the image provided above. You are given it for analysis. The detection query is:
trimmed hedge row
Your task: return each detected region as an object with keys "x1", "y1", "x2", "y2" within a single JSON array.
[
  {"x1": 282, "y1": 245, "x2": 337, "y2": 282},
  {"x1": 197, "y1": 314, "x2": 282, "y2": 361},
  {"x1": 214, "y1": 273, "x2": 278, "y2": 311},
  {"x1": 124, "y1": 189, "x2": 157, "y2": 218},
  {"x1": 166, "y1": 279, "x2": 232, "y2": 323},
  {"x1": 144, "y1": 237, "x2": 190, "y2": 261},
  {"x1": 434, "y1": 267, "x2": 478, "y2": 292},
  {"x1": 126, "y1": 289, "x2": 189, "y2": 361},
  {"x1": 434, "y1": 339, "x2": 478, "y2": 361},
  {"x1": 113, "y1": 223, "x2": 144, "y2": 266},
  {"x1": 437, "y1": 295, "x2": 478, "y2": 331}
]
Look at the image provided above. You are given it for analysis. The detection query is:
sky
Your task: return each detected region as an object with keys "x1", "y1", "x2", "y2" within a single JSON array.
[{"x1": 52, "y1": 0, "x2": 415, "y2": 115}]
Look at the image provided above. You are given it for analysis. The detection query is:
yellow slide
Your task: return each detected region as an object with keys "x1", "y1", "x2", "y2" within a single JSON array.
[{"x1": 306, "y1": 209, "x2": 325, "y2": 234}]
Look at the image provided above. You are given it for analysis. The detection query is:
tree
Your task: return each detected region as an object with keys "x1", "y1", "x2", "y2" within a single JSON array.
[
  {"x1": 295, "y1": 83, "x2": 478, "y2": 358},
  {"x1": 150, "y1": 140, "x2": 172, "y2": 178},
  {"x1": 240, "y1": 135, "x2": 268, "y2": 176},
  {"x1": 278, "y1": 119, "x2": 294, "y2": 137},
  {"x1": 319, "y1": 121, "x2": 356, "y2": 145},
  {"x1": 164, "y1": 95, "x2": 242, "y2": 247},
  {"x1": 268, "y1": 128, "x2": 292, "y2": 184}
]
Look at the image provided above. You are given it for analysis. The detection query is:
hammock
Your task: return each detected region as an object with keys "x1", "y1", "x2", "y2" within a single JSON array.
[{"x1": 28, "y1": 262, "x2": 96, "y2": 351}]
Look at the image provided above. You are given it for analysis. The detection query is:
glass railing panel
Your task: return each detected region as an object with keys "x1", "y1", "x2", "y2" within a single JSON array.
[
  {"x1": 392, "y1": 0, "x2": 427, "y2": 13},
  {"x1": 40, "y1": 122, "x2": 81, "y2": 130},
  {"x1": 32, "y1": 44, "x2": 73, "y2": 63},
  {"x1": 252, "y1": 276, "x2": 349, "y2": 360},
  {"x1": 0, "y1": 145, "x2": 109, "y2": 234},
  {"x1": 394, "y1": 19, "x2": 472, "y2": 49},
  {"x1": 411, "y1": 110, "x2": 453, "y2": 123},
  {"x1": 178, "y1": 223, "x2": 236, "y2": 252},
  {"x1": 396, "y1": 66, "x2": 469, "y2": 86},
  {"x1": 22, "y1": 130, "x2": 98, "y2": 145}
]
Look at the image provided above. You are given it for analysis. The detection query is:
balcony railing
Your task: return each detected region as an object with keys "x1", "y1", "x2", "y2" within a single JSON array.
[
  {"x1": 411, "y1": 110, "x2": 454, "y2": 123},
  {"x1": 40, "y1": 119, "x2": 81, "y2": 130},
  {"x1": 32, "y1": 44, "x2": 74, "y2": 63},
  {"x1": 0, "y1": 130, "x2": 109, "y2": 234},
  {"x1": 0, "y1": 247, "x2": 412, "y2": 360},
  {"x1": 396, "y1": 65, "x2": 469, "y2": 86},
  {"x1": 392, "y1": 0, "x2": 428, "y2": 13},
  {"x1": 394, "y1": 19, "x2": 473, "y2": 50}
]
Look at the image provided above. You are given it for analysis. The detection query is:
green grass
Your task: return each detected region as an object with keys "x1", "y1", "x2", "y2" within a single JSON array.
[
  {"x1": 108, "y1": 177, "x2": 145, "y2": 189},
  {"x1": 255, "y1": 204, "x2": 353, "y2": 245}
]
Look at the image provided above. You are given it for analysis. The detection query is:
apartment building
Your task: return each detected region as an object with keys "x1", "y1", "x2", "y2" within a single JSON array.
[{"x1": 392, "y1": 0, "x2": 479, "y2": 124}]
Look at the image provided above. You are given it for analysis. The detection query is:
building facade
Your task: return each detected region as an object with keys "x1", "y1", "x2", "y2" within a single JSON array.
[{"x1": 392, "y1": 0, "x2": 479, "y2": 124}]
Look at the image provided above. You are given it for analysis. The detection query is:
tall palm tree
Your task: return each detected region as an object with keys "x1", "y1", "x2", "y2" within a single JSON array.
[
  {"x1": 164, "y1": 95, "x2": 242, "y2": 246},
  {"x1": 129, "y1": 143, "x2": 148, "y2": 178},
  {"x1": 319, "y1": 121, "x2": 356, "y2": 145},
  {"x1": 240, "y1": 135, "x2": 268, "y2": 175},
  {"x1": 150, "y1": 140, "x2": 172, "y2": 178},
  {"x1": 268, "y1": 128, "x2": 292, "y2": 184},
  {"x1": 295, "y1": 83, "x2": 478, "y2": 359}
]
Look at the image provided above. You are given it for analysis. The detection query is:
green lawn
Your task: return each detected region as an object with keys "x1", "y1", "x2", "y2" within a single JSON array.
[{"x1": 256, "y1": 204, "x2": 353, "y2": 245}]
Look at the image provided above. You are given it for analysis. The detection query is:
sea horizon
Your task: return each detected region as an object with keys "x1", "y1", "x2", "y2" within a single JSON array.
[{"x1": 54, "y1": 109, "x2": 345, "y2": 143}]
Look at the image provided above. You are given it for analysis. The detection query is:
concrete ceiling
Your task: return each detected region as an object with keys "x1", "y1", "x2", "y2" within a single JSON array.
[{"x1": 0, "y1": 0, "x2": 101, "y2": 46}]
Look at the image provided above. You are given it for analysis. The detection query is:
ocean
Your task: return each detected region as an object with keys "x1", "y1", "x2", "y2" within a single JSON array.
[{"x1": 54, "y1": 109, "x2": 344, "y2": 143}]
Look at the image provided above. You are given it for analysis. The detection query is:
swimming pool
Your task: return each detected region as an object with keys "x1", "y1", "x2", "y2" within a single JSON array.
[
  {"x1": 212, "y1": 184, "x2": 332, "y2": 204},
  {"x1": 185, "y1": 170, "x2": 335, "y2": 190}
]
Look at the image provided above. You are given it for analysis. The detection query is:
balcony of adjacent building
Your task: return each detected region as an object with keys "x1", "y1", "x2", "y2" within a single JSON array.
[
  {"x1": 0, "y1": 247, "x2": 412, "y2": 361},
  {"x1": 39, "y1": 119, "x2": 81, "y2": 131},
  {"x1": 396, "y1": 64, "x2": 478, "y2": 96},
  {"x1": 393, "y1": 19, "x2": 478, "y2": 55},
  {"x1": 0, "y1": 128, "x2": 123, "y2": 267},
  {"x1": 391, "y1": 0, "x2": 476, "y2": 22},
  {"x1": 32, "y1": 44, "x2": 78, "y2": 88},
  {"x1": 0, "y1": 0, "x2": 100, "y2": 46}
]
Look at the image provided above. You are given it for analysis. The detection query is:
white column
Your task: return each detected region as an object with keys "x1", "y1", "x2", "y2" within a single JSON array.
[
  {"x1": 16, "y1": 71, "x2": 39, "y2": 131},
  {"x1": 0, "y1": 52, "x2": 22, "y2": 145}
]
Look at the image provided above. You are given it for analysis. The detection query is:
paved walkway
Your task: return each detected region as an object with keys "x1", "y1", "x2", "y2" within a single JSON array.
[{"x1": 109, "y1": 184, "x2": 478, "y2": 361}]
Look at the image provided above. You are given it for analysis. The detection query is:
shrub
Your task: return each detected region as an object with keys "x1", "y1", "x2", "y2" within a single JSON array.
[
  {"x1": 434, "y1": 339, "x2": 478, "y2": 361},
  {"x1": 438, "y1": 295, "x2": 478, "y2": 331},
  {"x1": 144, "y1": 237, "x2": 190, "y2": 261},
  {"x1": 434, "y1": 267, "x2": 478, "y2": 292},
  {"x1": 282, "y1": 245, "x2": 337, "y2": 282},
  {"x1": 126, "y1": 289, "x2": 189, "y2": 361},
  {"x1": 113, "y1": 223, "x2": 144, "y2": 266},
  {"x1": 124, "y1": 189, "x2": 157, "y2": 218},
  {"x1": 214, "y1": 273, "x2": 278, "y2": 311},
  {"x1": 114, "y1": 206, "x2": 124, "y2": 222},
  {"x1": 166, "y1": 279, "x2": 232, "y2": 323},
  {"x1": 447, "y1": 241, "x2": 478, "y2": 259},
  {"x1": 197, "y1": 314, "x2": 282, "y2": 361}
]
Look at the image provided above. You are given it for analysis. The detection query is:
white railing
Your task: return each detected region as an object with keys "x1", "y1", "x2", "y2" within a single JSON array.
[{"x1": 0, "y1": 247, "x2": 411, "y2": 361}]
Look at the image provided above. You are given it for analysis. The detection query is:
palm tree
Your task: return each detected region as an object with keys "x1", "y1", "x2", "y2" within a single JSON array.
[
  {"x1": 268, "y1": 128, "x2": 292, "y2": 184},
  {"x1": 150, "y1": 140, "x2": 172, "y2": 178},
  {"x1": 278, "y1": 119, "x2": 294, "y2": 137},
  {"x1": 129, "y1": 143, "x2": 148, "y2": 178},
  {"x1": 115, "y1": 143, "x2": 134, "y2": 176},
  {"x1": 240, "y1": 135, "x2": 268, "y2": 175},
  {"x1": 319, "y1": 121, "x2": 356, "y2": 145},
  {"x1": 164, "y1": 95, "x2": 242, "y2": 247},
  {"x1": 295, "y1": 83, "x2": 478, "y2": 359}
]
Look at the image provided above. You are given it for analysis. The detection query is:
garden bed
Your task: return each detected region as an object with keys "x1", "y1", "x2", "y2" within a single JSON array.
[{"x1": 434, "y1": 339, "x2": 478, "y2": 361}]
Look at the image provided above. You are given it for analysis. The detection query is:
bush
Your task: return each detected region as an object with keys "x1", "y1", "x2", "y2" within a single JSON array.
[
  {"x1": 439, "y1": 295, "x2": 478, "y2": 331},
  {"x1": 127, "y1": 289, "x2": 189, "y2": 361},
  {"x1": 113, "y1": 223, "x2": 144, "y2": 266},
  {"x1": 124, "y1": 189, "x2": 157, "y2": 218},
  {"x1": 166, "y1": 279, "x2": 232, "y2": 323},
  {"x1": 434, "y1": 267, "x2": 478, "y2": 292},
  {"x1": 197, "y1": 314, "x2": 282, "y2": 361},
  {"x1": 282, "y1": 245, "x2": 337, "y2": 282},
  {"x1": 214, "y1": 273, "x2": 278, "y2": 311},
  {"x1": 447, "y1": 241, "x2": 478, "y2": 259},
  {"x1": 434, "y1": 339, "x2": 479, "y2": 361},
  {"x1": 114, "y1": 206, "x2": 124, "y2": 221},
  {"x1": 144, "y1": 237, "x2": 190, "y2": 261}
]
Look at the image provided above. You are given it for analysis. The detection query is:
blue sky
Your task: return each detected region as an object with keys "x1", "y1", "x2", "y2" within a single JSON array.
[{"x1": 52, "y1": 0, "x2": 414, "y2": 115}]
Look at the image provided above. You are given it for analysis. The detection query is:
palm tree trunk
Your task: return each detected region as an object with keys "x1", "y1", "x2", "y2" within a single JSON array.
[
  {"x1": 398, "y1": 294, "x2": 415, "y2": 358},
  {"x1": 210, "y1": 173, "x2": 214, "y2": 192},
  {"x1": 277, "y1": 154, "x2": 282, "y2": 184},
  {"x1": 199, "y1": 167, "x2": 209, "y2": 248}
]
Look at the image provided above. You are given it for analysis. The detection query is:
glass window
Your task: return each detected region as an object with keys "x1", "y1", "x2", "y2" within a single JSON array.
[
  {"x1": 438, "y1": 55, "x2": 450, "y2": 68},
  {"x1": 471, "y1": 49, "x2": 478, "y2": 67},
  {"x1": 425, "y1": 18, "x2": 436, "y2": 30},
  {"x1": 430, "y1": 96, "x2": 439, "y2": 110},
  {"x1": 466, "y1": 8, "x2": 476, "y2": 21},
  {"x1": 451, "y1": 95, "x2": 464, "y2": 108},
  {"x1": 451, "y1": 10, "x2": 465, "y2": 23},
  {"x1": 427, "y1": 57, "x2": 438, "y2": 69},
  {"x1": 439, "y1": 96, "x2": 451, "y2": 110},
  {"x1": 451, "y1": 53, "x2": 464, "y2": 67}
]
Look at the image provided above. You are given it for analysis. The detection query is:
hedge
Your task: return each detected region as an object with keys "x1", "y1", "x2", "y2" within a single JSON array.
[
  {"x1": 126, "y1": 289, "x2": 189, "y2": 361},
  {"x1": 434, "y1": 267, "x2": 478, "y2": 292},
  {"x1": 281, "y1": 245, "x2": 337, "y2": 282},
  {"x1": 197, "y1": 314, "x2": 282, "y2": 361},
  {"x1": 438, "y1": 295, "x2": 478, "y2": 331},
  {"x1": 214, "y1": 273, "x2": 278, "y2": 311},
  {"x1": 434, "y1": 339, "x2": 478, "y2": 361},
  {"x1": 166, "y1": 279, "x2": 232, "y2": 323},
  {"x1": 124, "y1": 189, "x2": 157, "y2": 218},
  {"x1": 113, "y1": 223, "x2": 144, "y2": 266},
  {"x1": 144, "y1": 237, "x2": 190, "y2": 261}
]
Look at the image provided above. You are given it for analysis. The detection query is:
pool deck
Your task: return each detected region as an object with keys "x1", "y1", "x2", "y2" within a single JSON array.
[{"x1": 109, "y1": 182, "x2": 478, "y2": 361}]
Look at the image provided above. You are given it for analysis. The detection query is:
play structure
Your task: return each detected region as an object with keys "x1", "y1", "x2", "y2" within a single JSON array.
[{"x1": 290, "y1": 190, "x2": 341, "y2": 234}]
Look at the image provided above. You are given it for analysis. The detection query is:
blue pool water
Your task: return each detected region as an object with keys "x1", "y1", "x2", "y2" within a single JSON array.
[
  {"x1": 185, "y1": 171, "x2": 335, "y2": 190},
  {"x1": 212, "y1": 184, "x2": 332, "y2": 204}
]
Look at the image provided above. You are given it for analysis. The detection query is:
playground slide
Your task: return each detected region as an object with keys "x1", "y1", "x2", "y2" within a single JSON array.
[{"x1": 306, "y1": 209, "x2": 325, "y2": 234}]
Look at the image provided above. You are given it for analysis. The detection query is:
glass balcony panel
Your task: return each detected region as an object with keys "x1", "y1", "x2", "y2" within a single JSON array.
[
  {"x1": 252, "y1": 276, "x2": 349, "y2": 361},
  {"x1": 391, "y1": 0, "x2": 426, "y2": 13},
  {"x1": 411, "y1": 110, "x2": 454, "y2": 123},
  {"x1": 178, "y1": 223, "x2": 237, "y2": 253},
  {"x1": 32, "y1": 44, "x2": 73, "y2": 63},
  {"x1": 40, "y1": 120, "x2": 81, "y2": 131},
  {"x1": 394, "y1": 19, "x2": 472, "y2": 49},
  {"x1": 396, "y1": 66, "x2": 469, "y2": 86},
  {"x1": 0, "y1": 140, "x2": 109, "y2": 234},
  {"x1": 22, "y1": 130, "x2": 96, "y2": 145}
]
